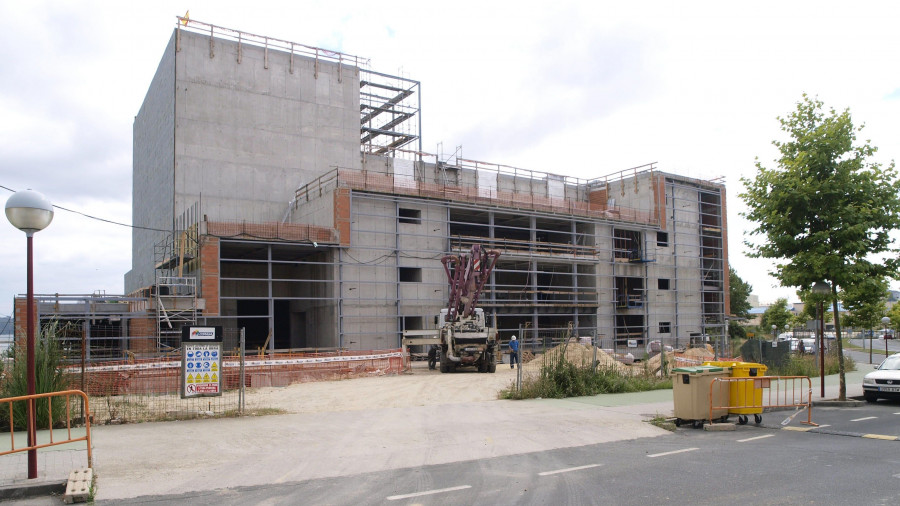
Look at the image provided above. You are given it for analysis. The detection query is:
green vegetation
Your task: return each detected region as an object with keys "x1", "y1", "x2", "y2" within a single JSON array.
[
  {"x1": 0, "y1": 323, "x2": 69, "y2": 431},
  {"x1": 646, "y1": 413, "x2": 676, "y2": 432},
  {"x1": 772, "y1": 352, "x2": 855, "y2": 377},
  {"x1": 499, "y1": 348, "x2": 671, "y2": 400}
]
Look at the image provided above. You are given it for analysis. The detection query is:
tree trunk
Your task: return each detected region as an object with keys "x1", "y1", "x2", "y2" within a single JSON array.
[{"x1": 832, "y1": 285, "x2": 846, "y2": 401}]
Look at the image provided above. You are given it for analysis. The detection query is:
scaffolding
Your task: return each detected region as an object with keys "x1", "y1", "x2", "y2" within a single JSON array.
[{"x1": 153, "y1": 203, "x2": 202, "y2": 349}]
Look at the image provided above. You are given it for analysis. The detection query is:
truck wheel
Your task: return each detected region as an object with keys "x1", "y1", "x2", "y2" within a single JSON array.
[
  {"x1": 439, "y1": 353, "x2": 450, "y2": 373},
  {"x1": 488, "y1": 354, "x2": 497, "y2": 373}
]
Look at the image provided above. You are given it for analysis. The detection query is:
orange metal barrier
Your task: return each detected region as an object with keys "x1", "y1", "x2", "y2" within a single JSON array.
[
  {"x1": 708, "y1": 376, "x2": 818, "y2": 427},
  {"x1": 1, "y1": 390, "x2": 93, "y2": 468}
]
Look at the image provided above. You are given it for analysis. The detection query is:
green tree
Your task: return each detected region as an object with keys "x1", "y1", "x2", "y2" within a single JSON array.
[
  {"x1": 760, "y1": 298, "x2": 792, "y2": 335},
  {"x1": 886, "y1": 303, "x2": 900, "y2": 332},
  {"x1": 841, "y1": 277, "x2": 887, "y2": 331},
  {"x1": 729, "y1": 269, "x2": 753, "y2": 319},
  {"x1": 740, "y1": 94, "x2": 900, "y2": 400}
]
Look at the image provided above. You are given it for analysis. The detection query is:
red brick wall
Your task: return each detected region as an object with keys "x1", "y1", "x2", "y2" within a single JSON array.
[
  {"x1": 128, "y1": 317, "x2": 157, "y2": 352},
  {"x1": 12, "y1": 297, "x2": 33, "y2": 345},
  {"x1": 200, "y1": 236, "x2": 220, "y2": 315},
  {"x1": 334, "y1": 188, "x2": 351, "y2": 246}
]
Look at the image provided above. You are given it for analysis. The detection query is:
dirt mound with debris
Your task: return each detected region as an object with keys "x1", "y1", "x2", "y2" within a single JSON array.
[
  {"x1": 523, "y1": 343, "x2": 626, "y2": 374},
  {"x1": 646, "y1": 346, "x2": 717, "y2": 375}
]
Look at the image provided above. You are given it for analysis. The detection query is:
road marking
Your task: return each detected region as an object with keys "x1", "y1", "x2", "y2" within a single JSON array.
[
  {"x1": 387, "y1": 485, "x2": 472, "y2": 501},
  {"x1": 647, "y1": 448, "x2": 698, "y2": 458},
  {"x1": 851, "y1": 416, "x2": 878, "y2": 422},
  {"x1": 862, "y1": 434, "x2": 899, "y2": 441},
  {"x1": 539, "y1": 464, "x2": 603, "y2": 476},
  {"x1": 737, "y1": 434, "x2": 775, "y2": 443},
  {"x1": 782, "y1": 426, "x2": 813, "y2": 432},
  {"x1": 894, "y1": 412, "x2": 900, "y2": 415},
  {"x1": 817, "y1": 424, "x2": 831, "y2": 428}
]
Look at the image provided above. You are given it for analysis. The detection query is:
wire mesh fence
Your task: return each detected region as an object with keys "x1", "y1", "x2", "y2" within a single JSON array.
[{"x1": 2, "y1": 328, "x2": 404, "y2": 426}]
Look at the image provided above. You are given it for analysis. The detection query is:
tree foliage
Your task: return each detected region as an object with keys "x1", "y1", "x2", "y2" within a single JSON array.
[
  {"x1": 740, "y1": 94, "x2": 900, "y2": 291},
  {"x1": 760, "y1": 298, "x2": 792, "y2": 334},
  {"x1": 840, "y1": 276, "x2": 888, "y2": 330},
  {"x1": 729, "y1": 269, "x2": 753, "y2": 319},
  {"x1": 740, "y1": 94, "x2": 900, "y2": 399}
]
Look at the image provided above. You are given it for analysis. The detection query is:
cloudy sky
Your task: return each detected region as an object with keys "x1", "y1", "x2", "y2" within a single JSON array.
[{"x1": 2, "y1": 0, "x2": 900, "y2": 319}]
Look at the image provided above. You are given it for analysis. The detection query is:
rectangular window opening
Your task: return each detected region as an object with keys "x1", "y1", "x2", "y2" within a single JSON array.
[
  {"x1": 399, "y1": 208, "x2": 422, "y2": 225},
  {"x1": 659, "y1": 322, "x2": 671, "y2": 334},
  {"x1": 658, "y1": 278, "x2": 670, "y2": 290},
  {"x1": 399, "y1": 267, "x2": 422, "y2": 282},
  {"x1": 657, "y1": 232, "x2": 669, "y2": 247}
]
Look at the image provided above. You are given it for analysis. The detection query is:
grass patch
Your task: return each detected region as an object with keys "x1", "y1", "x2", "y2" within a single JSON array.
[
  {"x1": 772, "y1": 352, "x2": 856, "y2": 377},
  {"x1": 223, "y1": 407, "x2": 287, "y2": 417},
  {"x1": 499, "y1": 346, "x2": 671, "y2": 400},
  {"x1": 646, "y1": 414, "x2": 676, "y2": 432}
]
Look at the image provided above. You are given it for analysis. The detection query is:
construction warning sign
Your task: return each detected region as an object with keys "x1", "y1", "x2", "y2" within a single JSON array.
[{"x1": 182, "y1": 342, "x2": 223, "y2": 398}]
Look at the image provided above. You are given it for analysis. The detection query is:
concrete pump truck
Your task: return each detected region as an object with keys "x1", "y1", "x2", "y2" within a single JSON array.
[{"x1": 437, "y1": 244, "x2": 501, "y2": 373}]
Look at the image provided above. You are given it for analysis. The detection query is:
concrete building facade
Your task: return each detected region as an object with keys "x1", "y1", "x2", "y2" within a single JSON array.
[{"x1": 125, "y1": 19, "x2": 729, "y2": 354}]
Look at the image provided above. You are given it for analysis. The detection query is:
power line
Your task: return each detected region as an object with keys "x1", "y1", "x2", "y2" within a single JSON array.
[{"x1": 1, "y1": 184, "x2": 168, "y2": 233}]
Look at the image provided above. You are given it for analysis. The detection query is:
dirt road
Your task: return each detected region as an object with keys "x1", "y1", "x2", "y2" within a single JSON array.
[{"x1": 247, "y1": 361, "x2": 522, "y2": 413}]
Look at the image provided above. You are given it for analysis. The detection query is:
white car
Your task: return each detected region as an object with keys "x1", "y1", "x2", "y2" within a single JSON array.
[{"x1": 862, "y1": 353, "x2": 900, "y2": 403}]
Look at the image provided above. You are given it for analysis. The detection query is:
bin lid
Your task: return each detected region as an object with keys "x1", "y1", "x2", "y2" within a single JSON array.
[{"x1": 672, "y1": 365, "x2": 724, "y2": 373}]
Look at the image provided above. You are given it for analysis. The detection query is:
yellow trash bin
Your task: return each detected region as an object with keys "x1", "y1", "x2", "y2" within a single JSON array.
[
  {"x1": 702, "y1": 361, "x2": 769, "y2": 424},
  {"x1": 671, "y1": 365, "x2": 731, "y2": 428}
]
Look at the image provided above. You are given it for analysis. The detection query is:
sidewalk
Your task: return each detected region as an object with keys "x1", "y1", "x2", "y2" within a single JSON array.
[{"x1": 0, "y1": 365, "x2": 872, "y2": 502}]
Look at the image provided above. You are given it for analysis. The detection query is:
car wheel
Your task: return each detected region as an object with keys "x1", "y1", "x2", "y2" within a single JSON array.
[{"x1": 863, "y1": 391, "x2": 878, "y2": 403}]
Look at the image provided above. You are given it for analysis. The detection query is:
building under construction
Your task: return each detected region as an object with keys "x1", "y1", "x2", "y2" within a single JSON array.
[{"x1": 112, "y1": 18, "x2": 729, "y2": 355}]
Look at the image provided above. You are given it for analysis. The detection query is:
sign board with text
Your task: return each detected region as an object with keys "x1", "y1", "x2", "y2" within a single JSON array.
[{"x1": 181, "y1": 326, "x2": 224, "y2": 398}]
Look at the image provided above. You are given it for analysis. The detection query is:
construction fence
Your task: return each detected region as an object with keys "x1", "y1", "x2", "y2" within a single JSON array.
[{"x1": 3, "y1": 328, "x2": 403, "y2": 426}]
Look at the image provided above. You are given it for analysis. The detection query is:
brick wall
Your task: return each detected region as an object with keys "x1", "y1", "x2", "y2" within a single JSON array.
[
  {"x1": 200, "y1": 236, "x2": 220, "y2": 315},
  {"x1": 334, "y1": 188, "x2": 351, "y2": 246}
]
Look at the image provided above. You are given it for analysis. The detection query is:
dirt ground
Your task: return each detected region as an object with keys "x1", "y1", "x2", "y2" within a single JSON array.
[
  {"x1": 246, "y1": 360, "x2": 523, "y2": 414},
  {"x1": 244, "y1": 343, "x2": 714, "y2": 415}
]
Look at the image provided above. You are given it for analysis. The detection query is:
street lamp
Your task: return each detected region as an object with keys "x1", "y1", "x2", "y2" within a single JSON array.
[
  {"x1": 812, "y1": 281, "x2": 830, "y2": 398},
  {"x1": 5, "y1": 189, "x2": 54, "y2": 480},
  {"x1": 881, "y1": 316, "x2": 891, "y2": 360}
]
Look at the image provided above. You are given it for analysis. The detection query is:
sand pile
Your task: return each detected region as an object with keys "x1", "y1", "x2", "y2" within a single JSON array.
[
  {"x1": 646, "y1": 345, "x2": 717, "y2": 375},
  {"x1": 523, "y1": 343, "x2": 626, "y2": 373}
]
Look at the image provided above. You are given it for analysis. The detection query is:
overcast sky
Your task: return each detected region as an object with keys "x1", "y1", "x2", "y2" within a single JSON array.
[{"x1": 2, "y1": 1, "x2": 900, "y2": 319}]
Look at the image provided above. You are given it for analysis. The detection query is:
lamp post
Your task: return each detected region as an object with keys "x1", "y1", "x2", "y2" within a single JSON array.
[
  {"x1": 881, "y1": 316, "x2": 891, "y2": 360},
  {"x1": 812, "y1": 281, "x2": 830, "y2": 398},
  {"x1": 771, "y1": 324, "x2": 777, "y2": 356},
  {"x1": 5, "y1": 190, "x2": 54, "y2": 480}
]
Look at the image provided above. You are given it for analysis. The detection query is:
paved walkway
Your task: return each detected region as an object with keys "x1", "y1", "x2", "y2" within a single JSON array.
[{"x1": 0, "y1": 365, "x2": 871, "y2": 502}]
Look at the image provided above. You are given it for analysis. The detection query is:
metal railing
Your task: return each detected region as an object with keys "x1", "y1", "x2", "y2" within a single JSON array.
[
  {"x1": 1, "y1": 390, "x2": 93, "y2": 470},
  {"x1": 708, "y1": 376, "x2": 817, "y2": 426}
]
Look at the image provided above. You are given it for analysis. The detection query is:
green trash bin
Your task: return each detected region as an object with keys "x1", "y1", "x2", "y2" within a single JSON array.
[
  {"x1": 671, "y1": 365, "x2": 730, "y2": 428},
  {"x1": 702, "y1": 361, "x2": 769, "y2": 424}
]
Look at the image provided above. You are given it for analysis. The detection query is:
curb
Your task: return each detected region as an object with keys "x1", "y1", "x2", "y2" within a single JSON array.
[
  {"x1": 811, "y1": 398, "x2": 865, "y2": 408},
  {"x1": 0, "y1": 479, "x2": 66, "y2": 501}
]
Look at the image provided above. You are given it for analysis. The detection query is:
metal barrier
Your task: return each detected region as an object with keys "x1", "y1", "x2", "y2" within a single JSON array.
[
  {"x1": 1, "y1": 390, "x2": 93, "y2": 469},
  {"x1": 708, "y1": 376, "x2": 818, "y2": 427}
]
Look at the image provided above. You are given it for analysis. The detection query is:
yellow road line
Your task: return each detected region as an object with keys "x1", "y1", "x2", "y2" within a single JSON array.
[{"x1": 862, "y1": 434, "x2": 899, "y2": 441}]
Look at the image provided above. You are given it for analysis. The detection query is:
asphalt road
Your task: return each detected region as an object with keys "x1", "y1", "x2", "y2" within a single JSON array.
[{"x1": 99, "y1": 413, "x2": 900, "y2": 506}]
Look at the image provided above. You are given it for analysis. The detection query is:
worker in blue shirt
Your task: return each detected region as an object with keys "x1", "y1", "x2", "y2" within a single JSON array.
[{"x1": 509, "y1": 335, "x2": 519, "y2": 369}]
